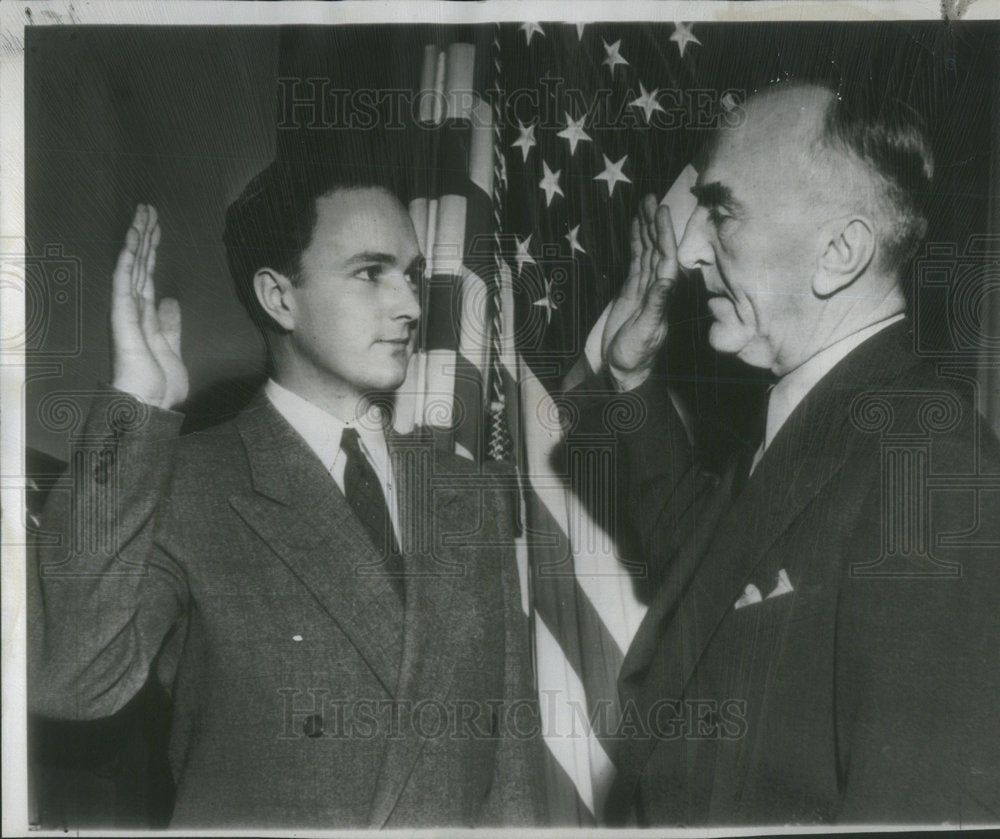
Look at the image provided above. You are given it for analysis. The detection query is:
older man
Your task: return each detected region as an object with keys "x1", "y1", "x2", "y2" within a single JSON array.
[{"x1": 578, "y1": 82, "x2": 1000, "y2": 825}]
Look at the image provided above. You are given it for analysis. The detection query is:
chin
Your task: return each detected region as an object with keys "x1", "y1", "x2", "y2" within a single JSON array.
[{"x1": 362, "y1": 365, "x2": 410, "y2": 394}]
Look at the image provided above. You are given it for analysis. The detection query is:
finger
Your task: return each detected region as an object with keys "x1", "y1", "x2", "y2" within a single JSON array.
[
  {"x1": 135, "y1": 206, "x2": 156, "y2": 302},
  {"x1": 637, "y1": 274, "x2": 672, "y2": 329},
  {"x1": 145, "y1": 223, "x2": 161, "y2": 299},
  {"x1": 637, "y1": 214, "x2": 653, "y2": 287},
  {"x1": 113, "y1": 222, "x2": 140, "y2": 300},
  {"x1": 654, "y1": 204, "x2": 678, "y2": 282},
  {"x1": 157, "y1": 297, "x2": 182, "y2": 357},
  {"x1": 130, "y1": 205, "x2": 148, "y2": 293},
  {"x1": 623, "y1": 216, "x2": 643, "y2": 296},
  {"x1": 641, "y1": 194, "x2": 662, "y2": 290}
]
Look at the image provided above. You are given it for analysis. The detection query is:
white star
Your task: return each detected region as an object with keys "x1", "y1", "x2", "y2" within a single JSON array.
[
  {"x1": 630, "y1": 81, "x2": 666, "y2": 123},
  {"x1": 575, "y1": 23, "x2": 586, "y2": 40},
  {"x1": 602, "y1": 38, "x2": 629, "y2": 75},
  {"x1": 670, "y1": 22, "x2": 701, "y2": 57},
  {"x1": 533, "y1": 279, "x2": 558, "y2": 324},
  {"x1": 538, "y1": 161, "x2": 565, "y2": 207},
  {"x1": 512, "y1": 120, "x2": 537, "y2": 163},
  {"x1": 514, "y1": 234, "x2": 536, "y2": 274},
  {"x1": 593, "y1": 153, "x2": 631, "y2": 197},
  {"x1": 565, "y1": 225, "x2": 586, "y2": 256},
  {"x1": 520, "y1": 22, "x2": 545, "y2": 46},
  {"x1": 557, "y1": 112, "x2": 592, "y2": 156}
]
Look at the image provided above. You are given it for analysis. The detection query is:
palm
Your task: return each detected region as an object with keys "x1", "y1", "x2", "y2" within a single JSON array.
[
  {"x1": 110, "y1": 204, "x2": 189, "y2": 410},
  {"x1": 601, "y1": 194, "x2": 679, "y2": 388}
]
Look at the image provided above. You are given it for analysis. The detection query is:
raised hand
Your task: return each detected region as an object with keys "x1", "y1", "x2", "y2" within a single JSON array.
[
  {"x1": 601, "y1": 194, "x2": 680, "y2": 391},
  {"x1": 110, "y1": 205, "x2": 189, "y2": 410}
]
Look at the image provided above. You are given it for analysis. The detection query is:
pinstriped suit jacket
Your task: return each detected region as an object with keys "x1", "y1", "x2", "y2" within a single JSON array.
[
  {"x1": 29, "y1": 389, "x2": 546, "y2": 828},
  {"x1": 570, "y1": 321, "x2": 1000, "y2": 826}
]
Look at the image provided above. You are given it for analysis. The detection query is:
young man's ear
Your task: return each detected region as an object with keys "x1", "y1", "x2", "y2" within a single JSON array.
[
  {"x1": 813, "y1": 215, "x2": 876, "y2": 298},
  {"x1": 253, "y1": 268, "x2": 297, "y2": 332}
]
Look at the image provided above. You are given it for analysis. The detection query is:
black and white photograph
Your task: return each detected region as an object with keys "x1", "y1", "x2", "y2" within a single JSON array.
[{"x1": 2, "y1": 1, "x2": 999, "y2": 834}]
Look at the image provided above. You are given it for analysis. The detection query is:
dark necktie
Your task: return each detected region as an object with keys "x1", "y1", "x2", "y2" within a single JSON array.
[{"x1": 340, "y1": 428, "x2": 405, "y2": 601}]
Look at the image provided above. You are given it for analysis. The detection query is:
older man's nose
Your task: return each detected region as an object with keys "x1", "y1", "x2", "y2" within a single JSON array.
[{"x1": 677, "y1": 209, "x2": 714, "y2": 271}]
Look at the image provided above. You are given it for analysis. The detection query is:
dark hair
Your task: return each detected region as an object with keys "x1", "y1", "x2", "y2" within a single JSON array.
[
  {"x1": 223, "y1": 156, "x2": 400, "y2": 334},
  {"x1": 816, "y1": 89, "x2": 935, "y2": 277}
]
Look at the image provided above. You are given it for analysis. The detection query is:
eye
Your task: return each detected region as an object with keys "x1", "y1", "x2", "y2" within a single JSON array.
[
  {"x1": 708, "y1": 206, "x2": 733, "y2": 227},
  {"x1": 406, "y1": 260, "x2": 426, "y2": 290},
  {"x1": 354, "y1": 265, "x2": 382, "y2": 282}
]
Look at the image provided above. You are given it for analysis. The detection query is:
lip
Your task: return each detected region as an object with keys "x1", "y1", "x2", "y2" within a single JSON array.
[{"x1": 378, "y1": 338, "x2": 411, "y2": 346}]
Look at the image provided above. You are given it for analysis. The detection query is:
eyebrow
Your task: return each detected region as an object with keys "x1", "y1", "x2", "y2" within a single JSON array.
[
  {"x1": 344, "y1": 251, "x2": 399, "y2": 267},
  {"x1": 344, "y1": 251, "x2": 425, "y2": 277},
  {"x1": 690, "y1": 181, "x2": 740, "y2": 211}
]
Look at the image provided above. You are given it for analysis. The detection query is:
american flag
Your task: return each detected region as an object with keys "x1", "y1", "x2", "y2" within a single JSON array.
[
  {"x1": 398, "y1": 22, "x2": 734, "y2": 823},
  {"x1": 493, "y1": 21, "x2": 717, "y2": 823}
]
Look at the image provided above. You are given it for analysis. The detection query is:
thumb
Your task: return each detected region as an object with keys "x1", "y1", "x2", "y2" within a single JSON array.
[{"x1": 157, "y1": 297, "x2": 182, "y2": 356}]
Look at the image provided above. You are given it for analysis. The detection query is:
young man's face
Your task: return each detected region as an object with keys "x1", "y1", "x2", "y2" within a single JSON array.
[{"x1": 286, "y1": 187, "x2": 422, "y2": 400}]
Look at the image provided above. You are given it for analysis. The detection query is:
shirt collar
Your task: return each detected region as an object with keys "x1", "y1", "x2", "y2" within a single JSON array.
[
  {"x1": 764, "y1": 313, "x2": 906, "y2": 451},
  {"x1": 264, "y1": 379, "x2": 389, "y2": 472}
]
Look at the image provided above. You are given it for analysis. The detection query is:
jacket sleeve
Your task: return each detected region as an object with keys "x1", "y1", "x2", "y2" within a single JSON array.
[
  {"x1": 479, "y1": 473, "x2": 548, "y2": 826},
  {"x1": 28, "y1": 389, "x2": 189, "y2": 721},
  {"x1": 564, "y1": 371, "x2": 696, "y2": 595}
]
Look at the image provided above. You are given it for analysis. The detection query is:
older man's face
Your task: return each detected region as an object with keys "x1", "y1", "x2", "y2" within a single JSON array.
[{"x1": 677, "y1": 87, "x2": 835, "y2": 374}]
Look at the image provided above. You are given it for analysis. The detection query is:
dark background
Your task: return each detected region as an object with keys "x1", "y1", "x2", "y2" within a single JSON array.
[{"x1": 24, "y1": 21, "x2": 1000, "y2": 828}]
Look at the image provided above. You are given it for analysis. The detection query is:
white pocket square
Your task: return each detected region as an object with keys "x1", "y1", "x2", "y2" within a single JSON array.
[{"x1": 734, "y1": 569, "x2": 794, "y2": 611}]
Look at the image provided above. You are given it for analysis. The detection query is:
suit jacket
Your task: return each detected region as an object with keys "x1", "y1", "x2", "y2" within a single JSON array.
[
  {"x1": 29, "y1": 390, "x2": 546, "y2": 828},
  {"x1": 570, "y1": 321, "x2": 1000, "y2": 826}
]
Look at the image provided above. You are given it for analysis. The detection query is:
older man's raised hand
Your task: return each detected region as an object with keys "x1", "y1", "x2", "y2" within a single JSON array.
[
  {"x1": 110, "y1": 204, "x2": 189, "y2": 410},
  {"x1": 601, "y1": 193, "x2": 680, "y2": 391}
]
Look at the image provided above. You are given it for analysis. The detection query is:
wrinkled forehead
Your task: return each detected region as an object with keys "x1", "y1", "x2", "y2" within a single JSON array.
[{"x1": 697, "y1": 86, "x2": 834, "y2": 193}]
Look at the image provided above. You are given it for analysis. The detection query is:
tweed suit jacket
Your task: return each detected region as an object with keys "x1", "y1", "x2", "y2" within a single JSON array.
[
  {"x1": 29, "y1": 389, "x2": 546, "y2": 828},
  {"x1": 570, "y1": 321, "x2": 1000, "y2": 826}
]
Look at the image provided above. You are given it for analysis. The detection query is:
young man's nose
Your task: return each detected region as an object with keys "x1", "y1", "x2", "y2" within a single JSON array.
[{"x1": 383, "y1": 271, "x2": 421, "y2": 321}]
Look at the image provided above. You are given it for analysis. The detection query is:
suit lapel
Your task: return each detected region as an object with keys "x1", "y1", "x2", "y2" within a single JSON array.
[
  {"x1": 368, "y1": 437, "x2": 470, "y2": 827},
  {"x1": 610, "y1": 321, "x2": 921, "y2": 818},
  {"x1": 228, "y1": 394, "x2": 404, "y2": 698}
]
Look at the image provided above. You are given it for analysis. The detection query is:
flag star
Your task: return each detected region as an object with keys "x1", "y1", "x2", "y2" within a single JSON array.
[
  {"x1": 670, "y1": 22, "x2": 701, "y2": 57},
  {"x1": 575, "y1": 23, "x2": 586, "y2": 40},
  {"x1": 514, "y1": 234, "x2": 536, "y2": 274},
  {"x1": 538, "y1": 161, "x2": 565, "y2": 207},
  {"x1": 512, "y1": 120, "x2": 537, "y2": 163},
  {"x1": 565, "y1": 224, "x2": 586, "y2": 255},
  {"x1": 520, "y1": 22, "x2": 545, "y2": 46},
  {"x1": 593, "y1": 153, "x2": 631, "y2": 197},
  {"x1": 533, "y1": 279, "x2": 558, "y2": 324},
  {"x1": 557, "y1": 112, "x2": 592, "y2": 156},
  {"x1": 630, "y1": 81, "x2": 666, "y2": 123},
  {"x1": 602, "y1": 38, "x2": 629, "y2": 75}
]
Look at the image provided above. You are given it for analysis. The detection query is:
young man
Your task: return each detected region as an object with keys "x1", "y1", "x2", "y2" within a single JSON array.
[
  {"x1": 577, "y1": 82, "x2": 1000, "y2": 825},
  {"x1": 29, "y1": 160, "x2": 545, "y2": 828}
]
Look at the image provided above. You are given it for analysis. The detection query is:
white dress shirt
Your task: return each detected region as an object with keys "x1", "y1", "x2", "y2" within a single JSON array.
[
  {"x1": 749, "y1": 313, "x2": 906, "y2": 475},
  {"x1": 264, "y1": 379, "x2": 401, "y2": 542}
]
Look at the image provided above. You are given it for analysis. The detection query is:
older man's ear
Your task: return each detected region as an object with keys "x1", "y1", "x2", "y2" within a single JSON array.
[{"x1": 812, "y1": 215, "x2": 876, "y2": 299}]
